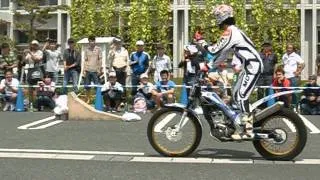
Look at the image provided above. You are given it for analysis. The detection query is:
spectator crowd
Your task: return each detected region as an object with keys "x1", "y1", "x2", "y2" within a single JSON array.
[{"x1": 1, "y1": 34, "x2": 320, "y2": 115}]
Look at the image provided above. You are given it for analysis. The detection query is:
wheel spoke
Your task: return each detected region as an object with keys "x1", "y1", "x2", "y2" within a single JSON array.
[
  {"x1": 260, "y1": 116, "x2": 299, "y2": 155},
  {"x1": 150, "y1": 110, "x2": 199, "y2": 156}
]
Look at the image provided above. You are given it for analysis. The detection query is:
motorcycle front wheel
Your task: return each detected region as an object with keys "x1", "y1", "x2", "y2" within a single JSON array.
[
  {"x1": 253, "y1": 108, "x2": 307, "y2": 160},
  {"x1": 147, "y1": 108, "x2": 202, "y2": 157}
]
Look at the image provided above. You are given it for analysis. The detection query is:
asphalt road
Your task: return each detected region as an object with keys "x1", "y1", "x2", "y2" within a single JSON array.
[{"x1": 0, "y1": 111, "x2": 319, "y2": 180}]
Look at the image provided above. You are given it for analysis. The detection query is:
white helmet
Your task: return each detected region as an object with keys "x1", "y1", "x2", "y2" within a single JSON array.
[{"x1": 213, "y1": 4, "x2": 234, "y2": 25}]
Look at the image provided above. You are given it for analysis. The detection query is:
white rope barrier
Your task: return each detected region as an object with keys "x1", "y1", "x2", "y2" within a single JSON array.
[{"x1": 4, "y1": 84, "x2": 320, "y2": 90}]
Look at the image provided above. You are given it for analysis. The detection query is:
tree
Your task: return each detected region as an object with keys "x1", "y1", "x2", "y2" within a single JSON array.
[
  {"x1": 14, "y1": 0, "x2": 67, "y2": 42},
  {"x1": 127, "y1": 0, "x2": 152, "y2": 52},
  {"x1": 190, "y1": 0, "x2": 299, "y2": 58}
]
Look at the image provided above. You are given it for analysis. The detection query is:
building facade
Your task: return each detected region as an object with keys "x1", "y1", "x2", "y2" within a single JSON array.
[{"x1": 0, "y1": 0, "x2": 319, "y2": 79}]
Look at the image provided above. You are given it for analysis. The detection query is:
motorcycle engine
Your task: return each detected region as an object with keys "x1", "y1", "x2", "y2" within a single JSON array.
[{"x1": 210, "y1": 111, "x2": 233, "y2": 138}]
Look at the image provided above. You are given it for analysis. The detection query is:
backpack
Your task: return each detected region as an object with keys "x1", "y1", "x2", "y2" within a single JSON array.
[{"x1": 133, "y1": 93, "x2": 147, "y2": 113}]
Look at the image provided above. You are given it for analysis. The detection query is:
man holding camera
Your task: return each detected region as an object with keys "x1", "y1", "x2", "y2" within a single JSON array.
[
  {"x1": 35, "y1": 74, "x2": 55, "y2": 111},
  {"x1": 0, "y1": 70, "x2": 19, "y2": 111}
]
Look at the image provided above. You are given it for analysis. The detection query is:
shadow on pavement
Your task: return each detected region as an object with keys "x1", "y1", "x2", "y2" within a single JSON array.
[{"x1": 193, "y1": 148, "x2": 257, "y2": 159}]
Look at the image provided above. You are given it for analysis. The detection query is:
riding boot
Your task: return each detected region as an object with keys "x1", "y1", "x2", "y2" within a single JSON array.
[{"x1": 231, "y1": 114, "x2": 254, "y2": 140}]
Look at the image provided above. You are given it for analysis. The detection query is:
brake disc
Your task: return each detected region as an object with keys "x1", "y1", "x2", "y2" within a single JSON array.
[{"x1": 165, "y1": 127, "x2": 183, "y2": 142}]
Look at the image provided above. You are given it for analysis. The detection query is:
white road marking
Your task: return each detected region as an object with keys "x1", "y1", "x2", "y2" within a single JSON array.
[
  {"x1": 130, "y1": 157, "x2": 320, "y2": 165},
  {"x1": 0, "y1": 150, "x2": 319, "y2": 165},
  {"x1": 282, "y1": 118, "x2": 297, "y2": 132},
  {"x1": 0, "y1": 148, "x2": 145, "y2": 156},
  {"x1": 295, "y1": 159, "x2": 320, "y2": 164},
  {"x1": 299, "y1": 115, "x2": 320, "y2": 134},
  {"x1": 154, "y1": 113, "x2": 176, "y2": 133},
  {"x1": 29, "y1": 120, "x2": 63, "y2": 129},
  {"x1": 0, "y1": 152, "x2": 94, "y2": 160},
  {"x1": 17, "y1": 116, "x2": 56, "y2": 130}
]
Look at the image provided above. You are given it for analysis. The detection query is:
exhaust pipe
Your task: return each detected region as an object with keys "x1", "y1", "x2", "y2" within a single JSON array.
[{"x1": 255, "y1": 102, "x2": 284, "y2": 121}]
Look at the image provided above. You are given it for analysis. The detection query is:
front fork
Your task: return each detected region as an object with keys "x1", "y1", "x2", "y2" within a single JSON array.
[{"x1": 175, "y1": 110, "x2": 190, "y2": 132}]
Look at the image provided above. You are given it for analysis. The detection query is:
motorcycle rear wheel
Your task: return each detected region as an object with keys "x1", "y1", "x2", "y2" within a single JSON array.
[
  {"x1": 253, "y1": 108, "x2": 307, "y2": 160},
  {"x1": 147, "y1": 108, "x2": 202, "y2": 157}
]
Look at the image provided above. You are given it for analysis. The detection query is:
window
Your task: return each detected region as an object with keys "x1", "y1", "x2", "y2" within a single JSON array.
[
  {"x1": 0, "y1": 0, "x2": 9, "y2": 8},
  {"x1": 39, "y1": 0, "x2": 58, "y2": 6},
  {"x1": 36, "y1": 30, "x2": 57, "y2": 42},
  {"x1": 16, "y1": 31, "x2": 28, "y2": 44}
]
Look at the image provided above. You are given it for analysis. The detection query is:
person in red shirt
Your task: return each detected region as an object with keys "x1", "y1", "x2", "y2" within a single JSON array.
[{"x1": 272, "y1": 68, "x2": 292, "y2": 108}]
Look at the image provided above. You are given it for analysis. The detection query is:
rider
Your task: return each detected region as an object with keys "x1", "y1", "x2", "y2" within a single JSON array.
[{"x1": 204, "y1": 4, "x2": 264, "y2": 140}]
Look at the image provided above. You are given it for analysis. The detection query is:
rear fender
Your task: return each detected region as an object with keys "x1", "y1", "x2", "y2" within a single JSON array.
[{"x1": 254, "y1": 101, "x2": 284, "y2": 126}]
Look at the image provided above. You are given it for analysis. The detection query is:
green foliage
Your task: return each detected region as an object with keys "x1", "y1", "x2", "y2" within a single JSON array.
[
  {"x1": 190, "y1": 0, "x2": 299, "y2": 57},
  {"x1": 127, "y1": 0, "x2": 153, "y2": 52},
  {"x1": 150, "y1": 0, "x2": 171, "y2": 56},
  {"x1": 14, "y1": 0, "x2": 67, "y2": 42},
  {"x1": 69, "y1": 0, "x2": 299, "y2": 59},
  {"x1": 100, "y1": 0, "x2": 115, "y2": 36},
  {"x1": 0, "y1": 35, "x2": 16, "y2": 51}
]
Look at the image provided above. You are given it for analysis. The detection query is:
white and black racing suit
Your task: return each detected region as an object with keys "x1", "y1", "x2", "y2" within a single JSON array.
[{"x1": 207, "y1": 25, "x2": 264, "y2": 115}]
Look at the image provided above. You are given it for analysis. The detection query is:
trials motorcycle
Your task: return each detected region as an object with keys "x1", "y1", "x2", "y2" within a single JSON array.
[{"x1": 147, "y1": 73, "x2": 307, "y2": 160}]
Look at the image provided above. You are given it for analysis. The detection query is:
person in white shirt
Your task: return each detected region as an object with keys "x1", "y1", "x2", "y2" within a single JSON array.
[
  {"x1": 0, "y1": 70, "x2": 19, "y2": 111},
  {"x1": 108, "y1": 37, "x2": 130, "y2": 99},
  {"x1": 150, "y1": 43, "x2": 172, "y2": 82},
  {"x1": 282, "y1": 43, "x2": 305, "y2": 108},
  {"x1": 109, "y1": 37, "x2": 130, "y2": 86},
  {"x1": 101, "y1": 71, "x2": 124, "y2": 112},
  {"x1": 24, "y1": 40, "x2": 44, "y2": 85},
  {"x1": 43, "y1": 39, "x2": 62, "y2": 84}
]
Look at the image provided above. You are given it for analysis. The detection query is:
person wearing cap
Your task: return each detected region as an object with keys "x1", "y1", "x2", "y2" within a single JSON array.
[
  {"x1": 135, "y1": 73, "x2": 155, "y2": 110},
  {"x1": 108, "y1": 37, "x2": 129, "y2": 94},
  {"x1": 101, "y1": 71, "x2": 124, "y2": 112},
  {"x1": 42, "y1": 39, "x2": 62, "y2": 84},
  {"x1": 24, "y1": 40, "x2": 44, "y2": 108},
  {"x1": 178, "y1": 45, "x2": 201, "y2": 96},
  {"x1": 84, "y1": 35, "x2": 102, "y2": 102},
  {"x1": 152, "y1": 70, "x2": 176, "y2": 109},
  {"x1": 63, "y1": 38, "x2": 81, "y2": 94},
  {"x1": 299, "y1": 75, "x2": 320, "y2": 115},
  {"x1": 150, "y1": 43, "x2": 172, "y2": 83},
  {"x1": 24, "y1": 40, "x2": 44, "y2": 77},
  {"x1": 257, "y1": 42, "x2": 278, "y2": 108},
  {"x1": 0, "y1": 43, "x2": 17, "y2": 81},
  {"x1": 129, "y1": 40, "x2": 150, "y2": 96}
]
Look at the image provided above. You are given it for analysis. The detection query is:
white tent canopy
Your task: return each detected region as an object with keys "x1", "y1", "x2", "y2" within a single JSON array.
[{"x1": 77, "y1": 37, "x2": 116, "y2": 87}]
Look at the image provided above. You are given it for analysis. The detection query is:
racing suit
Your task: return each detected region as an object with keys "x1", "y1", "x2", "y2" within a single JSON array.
[{"x1": 208, "y1": 25, "x2": 264, "y2": 116}]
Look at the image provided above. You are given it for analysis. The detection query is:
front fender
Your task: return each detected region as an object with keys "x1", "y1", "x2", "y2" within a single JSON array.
[{"x1": 163, "y1": 103, "x2": 203, "y2": 128}]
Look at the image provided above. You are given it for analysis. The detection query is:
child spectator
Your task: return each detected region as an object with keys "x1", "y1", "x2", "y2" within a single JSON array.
[
  {"x1": 134, "y1": 73, "x2": 155, "y2": 110},
  {"x1": 101, "y1": 71, "x2": 124, "y2": 112},
  {"x1": 272, "y1": 68, "x2": 291, "y2": 108}
]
